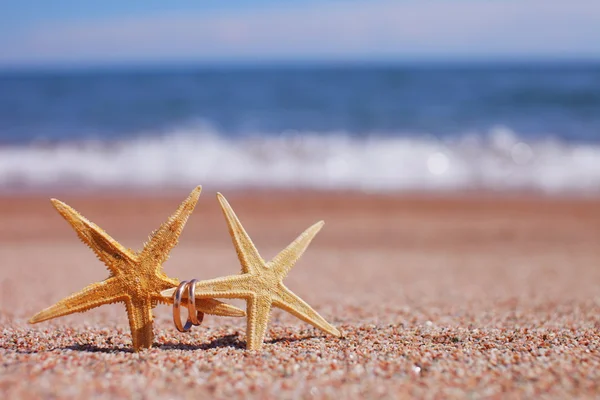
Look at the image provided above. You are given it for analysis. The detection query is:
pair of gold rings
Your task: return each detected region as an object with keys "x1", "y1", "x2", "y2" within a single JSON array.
[{"x1": 172, "y1": 279, "x2": 204, "y2": 332}]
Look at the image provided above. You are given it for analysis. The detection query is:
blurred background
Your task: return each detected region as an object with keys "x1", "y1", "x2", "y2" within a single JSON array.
[
  {"x1": 3, "y1": 3, "x2": 600, "y2": 397},
  {"x1": 1, "y1": 0, "x2": 599, "y2": 194}
]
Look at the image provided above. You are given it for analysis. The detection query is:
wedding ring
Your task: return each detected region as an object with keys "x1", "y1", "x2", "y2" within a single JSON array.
[
  {"x1": 173, "y1": 281, "x2": 194, "y2": 332},
  {"x1": 187, "y1": 279, "x2": 204, "y2": 326},
  {"x1": 173, "y1": 280, "x2": 205, "y2": 333}
]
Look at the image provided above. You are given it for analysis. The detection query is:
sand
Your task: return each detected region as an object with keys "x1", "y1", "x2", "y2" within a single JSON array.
[{"x1": 1, "y1": 190, "x2": 599, "y2": 399}]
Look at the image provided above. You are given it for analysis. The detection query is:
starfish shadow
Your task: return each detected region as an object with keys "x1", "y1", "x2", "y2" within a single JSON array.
[
  {"x1": 158, "y1": 334, "x2": 246, "y2": 351},
  {"x1": 267, "y1": 334, "x2": 319, "y2": 345},
  {"x1": 55, "y1": 333, "x2": 326, "y2": 353},
  {"x1": 159, "y1": 332, "x2": 321, "y2": 351}
]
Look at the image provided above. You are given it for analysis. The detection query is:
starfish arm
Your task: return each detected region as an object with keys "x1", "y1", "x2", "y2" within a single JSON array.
[
  {"x1": 196, "y1": 298, "x2": 247, "y2": 317},
  {"x1": 161, "y1": 274, "x2": 255, "y2": 300},
  {"x1": 268, "y1": 221, "x2": 324, "y2": 279},
  {"x1": 51, "y1": 199, "x2": 136, "y2": 275},
  {"x1": 272, "y1": 284, "x2": 341, "y2": 338},
  {"x1": 246, "y1": 295, "x2": 273, "y2": 351},
  {"x1": 125, "y1": 296, "x2": 154, "y2": 351},
  {"x1": 216, "y1": 193, "x2": 264, "y2": 274},
  {"x1": 29, "y1": 277, "x2": 125, "y2": 324},
  {"x1": 157, "y1": 295, "x2": 246, "y2": 318},
  {"x1": 139, "y1": 186, "x2": 202, "y2": 270}
]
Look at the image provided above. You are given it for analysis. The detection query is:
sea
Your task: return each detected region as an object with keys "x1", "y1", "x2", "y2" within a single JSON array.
[{"x1": 1, "y1": 62, "x2": 599, "y2": 193}]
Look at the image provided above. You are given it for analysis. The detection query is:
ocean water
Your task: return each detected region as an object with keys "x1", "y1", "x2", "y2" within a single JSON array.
[{"x1": 0, "y1": 63, "x2": 599, "y2": 193}]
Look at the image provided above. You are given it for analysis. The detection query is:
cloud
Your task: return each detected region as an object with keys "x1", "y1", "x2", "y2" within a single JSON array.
[{"x1": 2, "y1": 0, "x2": 600, "y2": 65}]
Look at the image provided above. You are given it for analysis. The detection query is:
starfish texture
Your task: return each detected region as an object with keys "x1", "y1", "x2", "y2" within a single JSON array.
[
  {"x1": 162, "y1": 193, "x2": 341, "y2": 350},
  {"x1": 29, "y1": 186, "x2": 245, "y2": 351}
]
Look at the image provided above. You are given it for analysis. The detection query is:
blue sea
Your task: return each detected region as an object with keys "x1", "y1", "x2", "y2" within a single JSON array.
[{"x1": 1, "y1": 63, "x2": 599, "y2": 193}]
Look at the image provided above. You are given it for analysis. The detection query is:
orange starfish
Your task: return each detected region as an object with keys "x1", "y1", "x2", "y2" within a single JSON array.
[
  {"x1": 162, "y1": 193, "x2": 341, "y2": 350},
  {"x1": 29, "y1": 186, "x2": 245, "y2": 351}
]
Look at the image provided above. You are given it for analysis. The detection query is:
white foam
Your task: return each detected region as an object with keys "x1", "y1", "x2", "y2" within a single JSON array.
[{"x1": 1, "y1": 126, "x2": 600, "y2": 193}]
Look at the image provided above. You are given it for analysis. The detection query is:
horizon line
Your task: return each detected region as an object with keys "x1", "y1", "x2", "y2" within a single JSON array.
[{"x1": 2, "y1": 56, "x2": 600, "y2": 74}]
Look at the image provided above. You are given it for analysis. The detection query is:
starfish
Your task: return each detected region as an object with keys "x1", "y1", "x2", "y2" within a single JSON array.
[
  {"x1": 162, "y1": 193, "x2": 341, "y2": 351},
  {"x1": 29, "y1": 186, "x2": 245, "y2": 351}
]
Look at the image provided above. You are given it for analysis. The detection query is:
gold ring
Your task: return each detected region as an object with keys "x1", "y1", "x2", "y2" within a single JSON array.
[
  {"x1": 173, "y1": 281, "x2": 194, "y2": 332},
  {"x1": 187, "y1": 279, "x2": 204, "y2": 326}
]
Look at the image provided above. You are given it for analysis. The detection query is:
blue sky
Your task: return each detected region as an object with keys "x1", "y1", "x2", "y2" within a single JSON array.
[{"x1": 1, "y1": 0, "x2": 600, "y2": 67}]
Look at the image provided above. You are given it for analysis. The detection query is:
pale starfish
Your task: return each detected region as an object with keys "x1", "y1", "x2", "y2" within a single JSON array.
[
  {"x1": 29, "y1": 186, "x2": 245, "y2": 351},
  {"x1": 162, "y1": 193, "x2": 341, "y2": 350}
]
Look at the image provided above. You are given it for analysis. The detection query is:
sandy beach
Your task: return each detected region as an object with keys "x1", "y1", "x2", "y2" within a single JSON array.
[{"x1": 1, "y1": 190, "x2": 599, "y2": 398}]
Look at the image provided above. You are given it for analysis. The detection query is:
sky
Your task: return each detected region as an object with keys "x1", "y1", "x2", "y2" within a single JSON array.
[{"x1": 1, "y1": 0, "x2": 600, "y2": 67}]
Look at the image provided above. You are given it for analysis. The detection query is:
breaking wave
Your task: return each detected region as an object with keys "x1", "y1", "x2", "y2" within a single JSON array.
[{"x1": 1, "y1": 126, "x2": 600, "y2": 194}]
